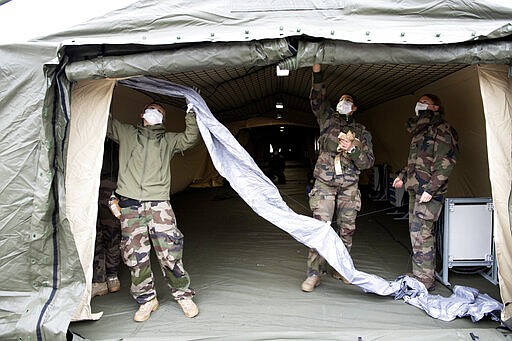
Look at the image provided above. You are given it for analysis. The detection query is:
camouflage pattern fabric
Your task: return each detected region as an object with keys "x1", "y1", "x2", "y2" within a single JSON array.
[
  {"x1": 306, "y1": 178, "x2": 361, "y2": 277},
  {"x1": 93, "y1": 179, "x2": 121, "y2": 283},
  {"x1": 408, "y1": 191, "x2": 443, "y2": 284},
  {"x1": 398, "y1": 110, "x2": 458, "y2": 199},
  {"x1": 305, "y1": 71, "x2": 374, "y2": 277},
  {"x1": 120, "y1": 200, "x2": 194, "y2": 304}
]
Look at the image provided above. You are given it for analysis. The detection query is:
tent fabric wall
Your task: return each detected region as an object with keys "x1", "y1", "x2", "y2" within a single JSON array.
[
  {"x1": 65, "y1": 78, "x2": 116, "y2": 321},
  {"x1": 0, "y1": 42, "x2": 89, "y2": 340},
  {"x1": 38, "y1": 1, "x2": 512, "y2": 46},
  {"x1": 1, "y1": 1, "x2": 512, "y2": 339},
  {"x1": 477, "y1": 64, "x2": 512, "y2": 322}
]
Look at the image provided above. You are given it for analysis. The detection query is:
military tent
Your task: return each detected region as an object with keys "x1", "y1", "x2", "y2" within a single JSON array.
[{"x1": 0, "y1": 0, "x2": 511, "y2": 340}]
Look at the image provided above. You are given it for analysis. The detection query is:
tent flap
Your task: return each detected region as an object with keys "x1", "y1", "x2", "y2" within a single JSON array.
[
  {"x1": 65, "y1": 39, "x2": 293, "y2": 81},
  {"x1": 277, "y1": 39, "x2": 512, "y2": 70},
  {"x1": 477, "y1": 64, "x2": 512, "y2": 322}
]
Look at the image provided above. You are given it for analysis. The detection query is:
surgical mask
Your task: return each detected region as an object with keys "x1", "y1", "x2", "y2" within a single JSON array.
[
  {"x1": 143, "y1": 108, "x2": 163, "y2": 125},
  {"x1": 336, "y1": 100, "x2": 353, "y2": 115},
  {"x1": 414, "y1": 102, "x2": 429, "y2": 116}
]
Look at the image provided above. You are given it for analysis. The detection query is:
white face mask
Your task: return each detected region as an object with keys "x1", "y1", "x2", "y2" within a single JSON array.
[
  {"x1": 336, "y1": 100, "x2": 353, "y2": 115},
  {"x1": 143, "y1": 108, "x2": 163, "y2": 125},
  {"x1": 414, "y1": 102, "x2": 429, "y2": 116}
]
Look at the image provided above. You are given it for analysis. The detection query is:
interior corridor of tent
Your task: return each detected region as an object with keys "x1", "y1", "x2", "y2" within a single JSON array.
[{"x1": 69, "y1": 162, "x2": 509, "y2": 340}]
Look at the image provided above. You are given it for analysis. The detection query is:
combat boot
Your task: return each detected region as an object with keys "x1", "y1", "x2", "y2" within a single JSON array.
[
  {"x1": 178, "y1": 298, "x2": 199, "y2": 318},
  {"x1": 134, "y1": 298, "x2": 159, "y2": 322},
  {"x1": 91, "y1": 282, "x2": 108, "y2": 297},
  {"x1": 106, "y1": 275, "x2": 121, "y2": 293},
  {"x1": 407, "y1": 273, "x2": 436, "y2": 291},
  {"x1": 301, "y1": 275, "x2": 321, "y2": 292}
]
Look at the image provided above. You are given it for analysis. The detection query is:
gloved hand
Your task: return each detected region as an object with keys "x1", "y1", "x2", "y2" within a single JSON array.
[
  {"x1": 186, "y1": 103, "x2": 194, "y2": 114},
  {"x1": 337, "y1": 130, "x2": 356, "y2": 152}
]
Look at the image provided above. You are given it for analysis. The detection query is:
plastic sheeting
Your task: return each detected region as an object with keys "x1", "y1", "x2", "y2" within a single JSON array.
[{"x1": 118, "y1": 76, "x2": 502, "y2": 323}]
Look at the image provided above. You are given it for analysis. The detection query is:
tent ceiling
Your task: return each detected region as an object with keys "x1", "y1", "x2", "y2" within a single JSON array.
[{"x1": 132, "y1": 63, "x2": 468, "y2": 123}]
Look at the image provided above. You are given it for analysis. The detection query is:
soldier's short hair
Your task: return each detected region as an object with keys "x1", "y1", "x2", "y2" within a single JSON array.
[
  {"x1": 339, "y1": 93, "x2": 357, "y2": 105},
  {"x1": 421, "y1": 94, "x2": 443, "y2": 114}
]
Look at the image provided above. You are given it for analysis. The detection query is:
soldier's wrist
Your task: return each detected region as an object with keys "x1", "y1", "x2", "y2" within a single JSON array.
[
  {"x1": 312, "y1": 71, "x2": 324, "y2": 84},
  {"x1": 348, "y1": 146, "x2": 361, "y2": 159}
]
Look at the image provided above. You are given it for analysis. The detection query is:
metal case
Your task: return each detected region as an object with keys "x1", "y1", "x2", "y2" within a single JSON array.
[{"x1": 436, "y1": 197, "x2": 497, "y2": 286}]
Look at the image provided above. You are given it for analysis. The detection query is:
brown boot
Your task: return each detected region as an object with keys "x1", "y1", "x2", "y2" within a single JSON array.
[
  {"x1": 106, "y1": 275, "x2": 121, "y2": 293},
  {"x1": 134, "y1": 298, "x2": 159, "y2": 322},
  {"x1": 178, "y1": 298, "x2": 199, "y2": 318},
  {"x1": 407, "y1": 273, "x2": 435, "y2": 291},
  {"x1": 91, "y1": 282, "x2": 108, "y2": 297},
  {"x1": 301, "y1": 275, "x2": 321, "y2": 292}
]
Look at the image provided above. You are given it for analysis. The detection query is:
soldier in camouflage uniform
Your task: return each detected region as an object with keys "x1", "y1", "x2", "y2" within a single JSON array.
[
  {"x1": 302, "y1": 64, "x2": 375, "y2": 292},
  {"x1": 107, "y1": 102, "x2": 200, "y2": 321},
  {"x1": 393, "y1": 94, "x2": 458, "y2": 291},
  {"x1": 92, "y1": 177, "x2": 122, "y2": 297}
]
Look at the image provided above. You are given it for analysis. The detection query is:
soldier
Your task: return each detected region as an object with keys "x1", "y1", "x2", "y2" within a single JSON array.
[
  {"x1": 268, "y1": 149, "x2": 286, "y2": 184},
  {"x1": 392, "y1": 94, "x2": 458, "y2": 291},
  {"x1": 107, "y1": 101, "x2": 200, "y2": 321},
  {"x1": 92, "y1": 176, "x2": 122, "y2": 298},
  {"x1": 301, "y1": 64, "x2": 375, "y2": 292}
]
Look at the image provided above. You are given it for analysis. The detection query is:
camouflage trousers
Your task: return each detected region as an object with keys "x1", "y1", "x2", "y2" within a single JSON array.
[
  {"x1": 120, "y1": 200, "x2": 194, "y2": 304},
  {"x1": 408, "y1": 191, "x2": 443, "y2": 283},
  {"x1": 93, "y1": 196, "x2": 121, "y2": 283},
  {"x1": 306, "y1": 180, "x2": 361, "y2": 277}
]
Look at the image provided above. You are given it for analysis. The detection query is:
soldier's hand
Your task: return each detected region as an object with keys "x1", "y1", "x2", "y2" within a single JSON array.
[
  {"x1": 392, "y1": 177, "x2": 403, "y2": 189},
  {"x1": 313, "y1": 63, "x2": 321, "y2": 73},
  {"x1": 338, "y1": 138, "x2": 353, "y2": 152},
  {"x1": 419, "y1": 191, "x2": 432, "y2": 203}
]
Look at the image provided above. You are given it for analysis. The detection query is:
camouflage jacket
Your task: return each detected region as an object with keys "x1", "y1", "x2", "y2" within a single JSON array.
[
  {"x1": 398, "y1": 110, "x2": 458, "y2": 199},
  {"x1": 310, "y1": 71, "x2": 374, "y2": 187}
]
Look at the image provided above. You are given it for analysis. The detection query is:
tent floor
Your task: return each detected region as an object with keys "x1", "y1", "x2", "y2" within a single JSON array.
[{"x1": 70, "y1": 164, "x2": 511, "y2": 340}]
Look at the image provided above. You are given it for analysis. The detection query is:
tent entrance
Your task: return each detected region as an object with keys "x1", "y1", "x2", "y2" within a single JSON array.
[{"x1": 65, "y1": 45, "x2": 512, "y2": 332}]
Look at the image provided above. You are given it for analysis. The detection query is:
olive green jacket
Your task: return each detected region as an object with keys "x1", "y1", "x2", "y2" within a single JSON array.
[{"x1": 107, "y1": 112, "x2": 199, "y2": 201}]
